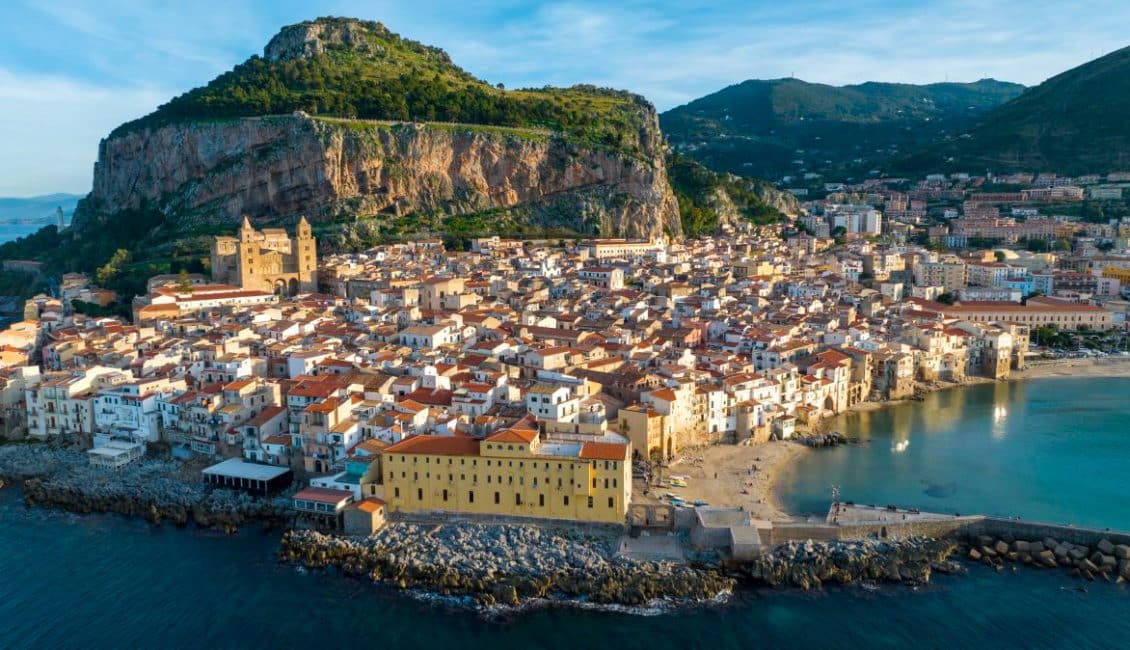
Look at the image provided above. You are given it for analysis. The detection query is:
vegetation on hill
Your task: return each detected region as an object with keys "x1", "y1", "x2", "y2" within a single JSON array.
[
  {"x1": 113, "y1": 17, "x2": 654, "y2": 157},
  {"x1": 661, "y1": 77, "x2": 1024, "y2": 180},
  {"x1": 667, "y1": 154, "x2": 784, "y2": 237},
  {"x1": 898, "y1": 45, "x2": 1130, "y2": 174}
]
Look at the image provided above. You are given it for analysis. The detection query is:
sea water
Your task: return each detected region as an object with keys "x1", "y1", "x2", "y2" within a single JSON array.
[{"x1": 2, "y1": 378, "x2": 1128, "y2": 648}]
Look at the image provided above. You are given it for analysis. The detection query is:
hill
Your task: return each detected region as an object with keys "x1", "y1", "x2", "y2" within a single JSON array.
[
  {"x1": 667, "y1": 155, "x2": 796, "y2": 237},
  {"x1": 20, "y1": 17, "x2": 680, "y2": 298},
  {"x1": 0, "y1": 194, "x2": 81, "y2": 223},
  {"x1": 898, "y1": 46, "x2": 1130, "y2": 174},
  {"x1": 661, "y1": 78, "x2": 1024, "y2": 181}
]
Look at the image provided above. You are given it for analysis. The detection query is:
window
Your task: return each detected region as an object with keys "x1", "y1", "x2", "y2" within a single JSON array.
[
  {"x1": 515, "y1": 494, "x2": 522, "y2": 506},
  {"x1": 587, "y1": 496, "x2": 594, "y2": 508},
  {"x1": 608, "y1": 497, "x2": 614, "y2": 508},
  {"x1": 494, "y1": 492, "x2": 500, "y2": 505},
  {"x1": 394, "y1": 487, "x2": 400, "y2": 498},
  {"x1": 442, "y1": 489, "x2": 448, "y2": 502},
  {"x1": 539, "y1": 494, "x2": 545, "y2": 507},
  {"x1": 564, "y1": 496, "x2": 570, "y2": 506},
  {"x1": 613, "y1": 478, "x2": 618, "y2": 488},
  {"x1": 417, "y1": 488, "x2": 423, "y2": 501},
  {"x1": 468, "y1": 491, "x2": 474, "y2": 503}
]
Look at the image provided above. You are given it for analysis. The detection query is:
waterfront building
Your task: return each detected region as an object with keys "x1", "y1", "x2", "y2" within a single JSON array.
[{"x1": 380, "y1": 427, "x2": 631, "y2": 524}]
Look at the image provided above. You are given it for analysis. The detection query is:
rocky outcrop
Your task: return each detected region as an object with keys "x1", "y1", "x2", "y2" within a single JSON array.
[
  {"x1": 741, "y1": 538, "x2": 963, "y2": 589},
  {"x1": 754, "y1": 182, "x2": 800, "y2": 217},
  {"x1": 279, "y1": 525, "x2": 734, "y2": 609},
  {"x1": 0, "y1": 443, "x2": 289, "y2": 531},
  {"x1": 79, "y1": 112, "x2": 681, "y2": 240}
]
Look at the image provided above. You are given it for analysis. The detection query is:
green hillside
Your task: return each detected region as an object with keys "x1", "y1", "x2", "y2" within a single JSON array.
[
  {"x1": 899, "y1": 46, "x2": 1130, "y2": 174},
  {"x1": 667, "y1": 154, "x2": 786, "y2": 237},
  {"x1": 114, "y1": 17, "x2": 652, "y2": 156},
  {"x1": 661, "y1": 78, "x2": 1024, "y2": 180}
]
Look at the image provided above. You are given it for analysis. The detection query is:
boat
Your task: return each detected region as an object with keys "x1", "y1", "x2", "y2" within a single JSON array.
[{"x1": 669, "y1": 478, "x2": 688, "y2": 488}]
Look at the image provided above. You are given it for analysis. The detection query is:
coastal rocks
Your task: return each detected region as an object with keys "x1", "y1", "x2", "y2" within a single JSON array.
[
  {"x1": 740, "y1": 538, "x2": 961, "y2": 590},
  {"x1": 0, "y1": 442, "x2": 288, "y2": 531},
  {"x1": 800, "y1": 431, "x2": 854, "y2": 448},
  {"x1": 278, "y1": 524, "x2": 735, "y2": 609}
]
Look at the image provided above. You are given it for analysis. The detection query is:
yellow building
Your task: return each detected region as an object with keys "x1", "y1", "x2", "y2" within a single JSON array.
[
  {"x1": 211, "y1": 216, "x2": 317, "y2": 296},
  {"x1": 617, "y1": 403, "x2": 670, "y2": 461},
  {"x1": 380, "y1": 427, "x2": 631, "y2": 524}
]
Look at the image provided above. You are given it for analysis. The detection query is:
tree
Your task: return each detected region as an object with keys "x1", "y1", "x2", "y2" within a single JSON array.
[
  {"x1": 94, "y1": 249, "x2": 131, "y2": 287},
  {"x1": 936, "y1": 292, "x2": 957, "y2": 305},
  {"x1": 175, "y1": 269, "x2": 194, "y2": 294},
  {"x1": 994, "y1": 250, "x2": 1006, "y2": 262}
]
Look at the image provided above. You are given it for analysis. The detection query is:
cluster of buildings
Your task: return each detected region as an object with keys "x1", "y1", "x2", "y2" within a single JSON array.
[{"x1": 0, "y1": 202, "x2": 1124, "y2": 527}]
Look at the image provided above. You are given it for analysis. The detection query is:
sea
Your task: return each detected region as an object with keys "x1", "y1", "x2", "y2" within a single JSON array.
[{"x1": 2, "y1": 377, "x2": 1129, "y2": 649}]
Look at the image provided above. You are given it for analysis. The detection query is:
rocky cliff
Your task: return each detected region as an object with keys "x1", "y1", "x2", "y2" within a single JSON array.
[
  {"x1": 82, "y1": 113, "x2": 679, "y2": 240},
  {"x1": 74, "y1": 17, "x2": 681, "y2": 240}
]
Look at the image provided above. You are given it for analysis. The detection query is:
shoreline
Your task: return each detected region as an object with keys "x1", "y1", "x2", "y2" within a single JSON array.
[{"x1": 762, "y1": 357, "x2": 1130, "y2": 518}]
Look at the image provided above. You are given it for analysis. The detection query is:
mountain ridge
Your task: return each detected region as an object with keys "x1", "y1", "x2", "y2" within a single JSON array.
[
  {"x1": 896, "y1": 45, "x2": 1130, "y2": 174},
  {"x1": 661, "y1": 77, "x2": 1025, "y2": 180}
]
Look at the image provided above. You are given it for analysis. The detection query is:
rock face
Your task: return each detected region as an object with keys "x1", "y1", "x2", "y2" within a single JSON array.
[{"x1": 80, "y1": 113, "x2": 681, "y2": 239}]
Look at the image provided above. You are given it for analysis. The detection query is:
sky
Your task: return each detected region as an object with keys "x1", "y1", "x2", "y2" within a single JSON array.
[{"x1": 1, "y1": 0, "x2": 1128, "y2": 196}]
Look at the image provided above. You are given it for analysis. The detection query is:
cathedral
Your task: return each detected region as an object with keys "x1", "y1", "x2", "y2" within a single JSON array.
[{"x1": 210, "y1": 217, "x2": 317, "y2": 296}]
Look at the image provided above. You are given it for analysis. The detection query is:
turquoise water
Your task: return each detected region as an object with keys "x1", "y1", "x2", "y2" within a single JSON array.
[
  {"x1": 2, "y1": 377, "x2": 1129, "y2": 648},
  {"x1": 779, "y1": 377, "x2": 1130, "y2": 529}
]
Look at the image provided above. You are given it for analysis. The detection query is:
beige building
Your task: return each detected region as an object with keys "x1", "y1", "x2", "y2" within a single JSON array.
[
  {"x1": 381, "y1": 427, "x2": 631, "y2": 524},
  {"x1": 211, "y1": 217, "x2": 317, "y2": 296}
]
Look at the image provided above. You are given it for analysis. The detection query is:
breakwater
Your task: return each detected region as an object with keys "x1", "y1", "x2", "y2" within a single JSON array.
[
  {"x1": 279, "y1": 524, "x2": 734, "y2": 608},
  {"x1": 740, "y1": 537, "x2": 963, "y2": 589}
]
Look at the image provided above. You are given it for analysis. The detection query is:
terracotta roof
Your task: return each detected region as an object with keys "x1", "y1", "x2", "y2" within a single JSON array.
[
  {"x1": 293, "y1": 487, "x2": 354, "y2": 504},
  {"x1": 485, "y1": 428, "x2": 538, "y2": 444},
  {"x1": 579, "y1": 442, "x2": 629, "y2": 461},
  {"x1": 383, "y1": 435, "x2": 481, "y2": 456}
]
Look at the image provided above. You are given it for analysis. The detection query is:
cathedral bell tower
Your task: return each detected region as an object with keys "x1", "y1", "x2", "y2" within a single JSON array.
[{"x1": 295, "y1": 215, "x2": 317, "y2": 292}]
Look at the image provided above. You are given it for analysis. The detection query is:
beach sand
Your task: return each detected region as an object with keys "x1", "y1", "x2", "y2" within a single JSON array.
[
  {"x1": 632, "y1": 441, "x2": 809, "y2": 521},
  {"x1": 1015, "y1": 356, "x2": 1130, "y2": 379},
  {"x1": 627, "y1": 358, "x2": 1129, "y2": 523}
]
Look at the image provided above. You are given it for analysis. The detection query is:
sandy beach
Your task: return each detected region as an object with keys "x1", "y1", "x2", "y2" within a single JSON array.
[
  {"x1": 1014, "y1": 356, "x2": 1130, "y2": 379},
  {"x1": 627, "y1": 357, "x2": 1129, "y2": 523},
  {"x1": 632, "y1": 441, "x2": 809, "y2": 521}
]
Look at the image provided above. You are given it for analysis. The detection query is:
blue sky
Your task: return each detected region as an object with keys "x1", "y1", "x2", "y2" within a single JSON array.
[{"x1": 2, "y1": 0, "x2": 1129, "y2": 196}]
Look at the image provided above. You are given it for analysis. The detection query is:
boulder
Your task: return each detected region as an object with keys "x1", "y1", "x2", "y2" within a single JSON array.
[
  {"x1": 968, "y1": 548, "x2": 983, "y2": 561},
  {"x1": 1037, "y1": 550, "x2": 1057, "y2": 567},
  {"x1": 1115, "y1": 545, "x2": 1130, "y2": 560},
  {"x1": 1097, "y1": 539, "x2": 1115, "y2": 555},
  {"x1": 1012, "y1": 540, "x2": 1030, "y2": 553},
  {"x1": 994, "y1": 540, "x2": 1010, "y2": 556},
  {"x1": 1028, "y1": 541, "x2": 1044, "y2": 554}
]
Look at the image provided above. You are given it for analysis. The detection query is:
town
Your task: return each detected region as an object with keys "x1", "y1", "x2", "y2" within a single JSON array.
[{"x1": 1, "y1": 168, "x2": 1129, "y2": 536}]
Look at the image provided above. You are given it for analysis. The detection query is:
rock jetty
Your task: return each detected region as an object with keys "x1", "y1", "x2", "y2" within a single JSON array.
[
  {"x1": 965, "y1": 534, "x2": 1130, "y2": 583},
  {"x1": 741, "y1": 538, "x2": 963, "y2": 589},
  {"x1": 279, "y1": 524, "x2": 735, "y2": 608},
  {"x1": 0, "y1": 443, "x2": 289, "y2": 531}
]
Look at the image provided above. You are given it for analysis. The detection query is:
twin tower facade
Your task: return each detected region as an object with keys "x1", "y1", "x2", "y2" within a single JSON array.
[{"x1": 211, "y1": 216, "x2": 317, "y2": 296}]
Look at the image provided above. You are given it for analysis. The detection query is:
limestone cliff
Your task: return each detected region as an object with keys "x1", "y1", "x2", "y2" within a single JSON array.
[
  {"x1": 80, "y1": 114, "x2": 679, "y2": 240},
  {"x1": 73, "y1": 17, "x2": 681, "y2": 240}
]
